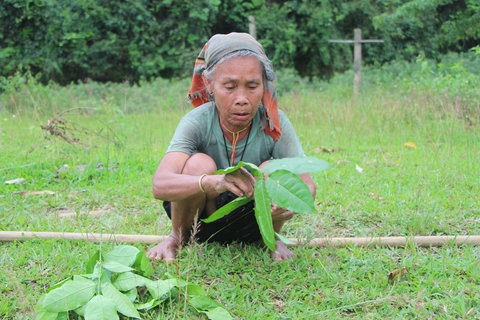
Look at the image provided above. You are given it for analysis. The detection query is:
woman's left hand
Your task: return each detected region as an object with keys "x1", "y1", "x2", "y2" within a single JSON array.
[{"x1": 271, "y1": 202, "x2": 294, "y2": 222}]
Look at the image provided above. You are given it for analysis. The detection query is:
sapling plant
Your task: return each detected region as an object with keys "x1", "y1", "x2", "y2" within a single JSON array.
[
  {"x1": 202, "y1": 157, "x2": 330, "y2": 250},
  {"x1": 36, "y1": 245, "x2": 232, "y2": 320}
]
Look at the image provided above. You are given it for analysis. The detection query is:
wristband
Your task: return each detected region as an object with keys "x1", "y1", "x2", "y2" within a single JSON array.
[{"x1": 198, "y1": 174, "x2": 207, "y2": 193}]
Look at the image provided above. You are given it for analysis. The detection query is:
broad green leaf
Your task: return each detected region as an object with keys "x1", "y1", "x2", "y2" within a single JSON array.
[
  {"x1": 263, "y1": 157, "x2": 330, "y2": 174},
  {"x1": 240, "y1": 162, "x2": 262, "y2": 177},
  {"x1": 36, "y1": 309, "x2": 58, "y2": 320},
  {"x1": 265, "y1": 170, "x2": 315, "y2": 214},
  {"x1": 46, "y1": 277, "x2": 72, "y2": 293},
  {"x1": 254, "y1": 178, "x2": 276, "y2": 251},
  {"x1": 101, "y1": 282, "x2": 141, "y2": 319},
  {"x1": 55, "y1": 312, "x2": 68, "y2": 320},
  {"x1": 113, "y1": 272, "x2": 149, "y2": 291},
  {"x1": 84, "y1": 295, "x2": 118, "y2": 320},
  {"x1": 100, "y1": 268, "x2": 111, "y2": 284},
  {"x1": 133, "y1": 250, "x2": 154, "y2": 277},
  {"x1": 36, "y1": 296, "x2": 58, "y2": 320},
  {"x1": 102, "y1": 261, "x2": 134, "y2": 273},
  {"x1": 146, "y1": 279, "x2": 178, "y2": 299},
  {"x1": 43, "y1": 278, "x2": 96, "y2": 312},
  {"x1": 201, "y1": 196, "x2": 252, "y2": 223},
  {"x1": 124, "y1": 288, "x2": 138, "y2": 302},
  {"x1": 189, "y1": 295, "x2": 222, "y2": 311},
  {"x1": 74, "y1": 303, "x2": 86, "y2": 316},
  {"x1": 103, "y1": 245, "x2": 140, "y2": 267},
  {"x1": 205, "y1": 307, "x2": 233, "y2": 320},
  {"x1": 213, "y1": 162, "x2": 247, "y2": 174},
  {"x1": 214, "y1": 161, "x2": 262, "y2": 177},
  {"x1": 135, "y1": 298, "x2": 161, "y2": 310},
  {"x1": 187, "y1": 283, "x2": 206, "y2": 296},
  {"x1": 86, "y1": 250, "x2": 100, "y2": 274},
  {"x1": 275, "y1": 232, "x2": 295, "y2": 245},
  {"x1": 189, "y1": 296, "x2": 232, "y2": 320}
]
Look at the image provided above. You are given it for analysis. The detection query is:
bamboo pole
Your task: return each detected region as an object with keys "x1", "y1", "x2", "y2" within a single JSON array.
[{"x1": 1, "y1": 231, "x2": 479, "y2": 248}]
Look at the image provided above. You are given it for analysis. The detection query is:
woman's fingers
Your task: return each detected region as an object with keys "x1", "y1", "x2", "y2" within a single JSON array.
[{"x1": 224, "y1": 169, "x2": 255, "y2": 197}]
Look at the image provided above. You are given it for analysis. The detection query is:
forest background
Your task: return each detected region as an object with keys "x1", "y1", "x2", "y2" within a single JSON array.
[{"x1": 1, "y1": 0, "x2": 479, "y2": 85}]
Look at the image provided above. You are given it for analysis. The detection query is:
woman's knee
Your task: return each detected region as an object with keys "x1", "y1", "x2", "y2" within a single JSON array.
[{"x1": 182, "y1": 153, "x2": 217, "y2": 175}]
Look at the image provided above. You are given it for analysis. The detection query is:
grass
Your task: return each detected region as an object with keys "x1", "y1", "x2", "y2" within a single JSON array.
[{"x1": 0, "y1": 58, "x2": 479, "y2": 319}]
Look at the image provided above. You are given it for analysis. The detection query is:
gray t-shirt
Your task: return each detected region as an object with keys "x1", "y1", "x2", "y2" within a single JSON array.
[{"x1": 166, "y1": 102, "x2": 305, "y2": 169}]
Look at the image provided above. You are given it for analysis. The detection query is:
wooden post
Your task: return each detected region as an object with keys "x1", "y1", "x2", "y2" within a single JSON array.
[
  {"x1": 249, "y1": 15, "x2": 256, "y2": 39},
  {"x1": 329, "y1": 29, "x2": 384, "y2": 99},
  {"x1": 1, "y1": 231, "x2": 480, "y2": 248},
  {"x1": 353, "y1": 28, "x2": 362, "y2": 98}
]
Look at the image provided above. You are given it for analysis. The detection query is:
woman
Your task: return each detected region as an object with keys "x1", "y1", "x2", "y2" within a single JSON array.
[{"x1": 147, "y1": 33, "x2": 316, "y2": 262}]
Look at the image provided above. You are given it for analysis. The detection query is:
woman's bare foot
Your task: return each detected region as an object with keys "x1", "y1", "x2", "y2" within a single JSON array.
[
  {"x1": 146, "y1": 234, "x2": 180, "y2": 262},
  {"x1": 270, "y1": 240, "x2": 294, "y2": 261}
]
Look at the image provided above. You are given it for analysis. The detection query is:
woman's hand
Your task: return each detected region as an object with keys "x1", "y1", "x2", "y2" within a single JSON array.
[
  {"x1": 271, "y1": 202, "x2": 294, "y2": 222},
  {"x1": 203, "y1": 167, "x2": 256, "y2": 198}
]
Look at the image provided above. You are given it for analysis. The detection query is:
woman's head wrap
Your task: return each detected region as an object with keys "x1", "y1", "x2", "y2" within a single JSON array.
[{"x1": 187, "y1": 32, "x2": 281, "y2": 141}]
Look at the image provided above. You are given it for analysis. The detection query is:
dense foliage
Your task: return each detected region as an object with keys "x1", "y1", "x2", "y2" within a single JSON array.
[{"x1": 1, "y1": 0, "x2": 478, "y2": 83}]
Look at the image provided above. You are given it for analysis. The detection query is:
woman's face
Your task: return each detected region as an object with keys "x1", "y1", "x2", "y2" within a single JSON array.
[{"x1": 208, "y1": 55, "x2": 264, "y2": 132}]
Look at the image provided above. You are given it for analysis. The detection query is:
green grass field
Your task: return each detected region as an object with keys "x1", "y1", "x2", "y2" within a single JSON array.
[{"x1": 1, "y1": 60, "x2": 479, "y2": 319}]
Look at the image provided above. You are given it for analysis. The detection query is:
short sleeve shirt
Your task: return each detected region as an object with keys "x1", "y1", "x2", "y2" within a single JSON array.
[{"x1": 166, "y1": 102, "x2": 305, "y2": 169}]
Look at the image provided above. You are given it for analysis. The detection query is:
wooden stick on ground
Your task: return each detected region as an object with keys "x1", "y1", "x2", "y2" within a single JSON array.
[{"x1": 1, "y1": 231, "x2": 479, "y2": 247}]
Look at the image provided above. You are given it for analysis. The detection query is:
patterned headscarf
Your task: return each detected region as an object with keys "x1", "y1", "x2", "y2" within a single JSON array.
[{"x1": 187, "y1": 32, "x2": 281, "y2": 141}]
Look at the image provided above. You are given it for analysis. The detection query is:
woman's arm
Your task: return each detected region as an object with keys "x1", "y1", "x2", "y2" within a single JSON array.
[{"x1": 153, "y1": 152, "x2": 256, "y2": 202}]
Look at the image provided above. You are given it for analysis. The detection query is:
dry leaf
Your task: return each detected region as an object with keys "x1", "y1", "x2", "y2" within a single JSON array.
[
  {"x1": 13, "y1": 190, "x2": 55, "y2": 195},
  {"x1": 369, "y1": 192, "x2": 384, "y2": 201},
  {"x1": 404, "y1": 142, "x2": 417, "y2": 148},
  {"x1": 388, "y1": 267, "x2": 408, "y2": 282},
  {"x1": 314, "y1": 146, "x2": 335, "y2": 153},
  {"x1": 355, "y1": 164, "x2": 364, "y2": 173},
  {"x1": 5, "y1": 178, "x2": 26, "y2": 185}
]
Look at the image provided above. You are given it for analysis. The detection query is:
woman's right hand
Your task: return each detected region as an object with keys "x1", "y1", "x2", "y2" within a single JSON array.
[{"x1": 203, "y1": 167, "x2": 256, "y2": 198}]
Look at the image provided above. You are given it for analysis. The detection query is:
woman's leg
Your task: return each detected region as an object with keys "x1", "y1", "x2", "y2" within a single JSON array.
[{"x1": 147, "y1": 153, "x2": 217, "y2": 261}]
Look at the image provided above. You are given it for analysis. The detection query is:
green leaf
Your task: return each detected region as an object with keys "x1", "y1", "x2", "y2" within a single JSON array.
[
  {"x1": 113, "y1": 272, "x2": 149, "y2": 291},
  {"x1": 135, "y1": 298, "x2": 161, "y2": 310},
  {"x1": 146, "y1": 279, "x2": 178, "y2": 299},
  {"x1": 205, "y1": 307, "x2": 233, "y2": 320},
  {"x1": 265, "y1": 170, "x2": 315, "y2": 214},
  {"x1": 187, "y1": 283, "x2": 206, "y2": 296},
  {"x1": 43, "y1": 278, "x2": 96, "y2": 312},
  {"x1": 189, "y1": 296, "x2": 232, "y2": 320},
  {"x1": 102, "y1": 261, "x2": 134, "y2": 273},
  {"x1": 46, "y1": 277, "x2": 72, "y2": 293},
  {"x1": 241, "y1": 162, "x2": 262, "y2": 177},
  {"x1": 214, "y1": 161, "x2": 262, "y2": 177},
  {"x1": 201, "y1": 196, "x2": 252, "y2": 223},
  {"x1": 133, "y1": 250, "x2": 154, "y2": 277},
  {"x1": 55, "y1": 312, "x2": 68, "y2": 320},
  {"x1": 36, "y1": 296, "x2": 59, "y2": 320},
  {"x1": 253, "y1": 178, "x2": 276, "y2": 251},
  {"x1": 275, "y1": 232, "x2": 295, "y2": 245},
  {"x1": 103, "y1": 245, "x2": 140, "y2": 267},
  {"x1": 86, "y1": 250, "x2": 100, "y2": 274},
  {"x1": 74, "y1": 303, "x2": 87, "y2": 316},
  {"x1": 102, "y1": 282, "x2": 141, "y2": 319},
  {"x1": 124, "y1": 288, "x2": 138, "y2": 302},
  {"x1": 84, "y1": 295, "x2": 119, "y2": 320},
  {"x1": 36, "y1": 308, "x2": 58, "y2": 320},
  {"x1": 263, "y1": 157, "x2": 330, "y2": 174},
  {"x1": 189, "y1": 295, "x2": 222, "y2": 311}
]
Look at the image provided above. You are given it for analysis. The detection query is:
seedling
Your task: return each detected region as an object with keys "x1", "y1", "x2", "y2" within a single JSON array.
[
  {"x1": 202, "y1": 157, "x2": 330, "y2": 250},
  {"x1": 36, "y1": 245, "x2": 232, "y2": 320}
]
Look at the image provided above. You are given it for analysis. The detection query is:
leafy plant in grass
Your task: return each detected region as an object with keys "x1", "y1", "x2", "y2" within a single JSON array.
[
  {"x1": 202, "y1": 157, "x2": 330, "y2": 250},
  {"x1": 36, "y1": 245, "x2": 232, "y2": 320}
]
